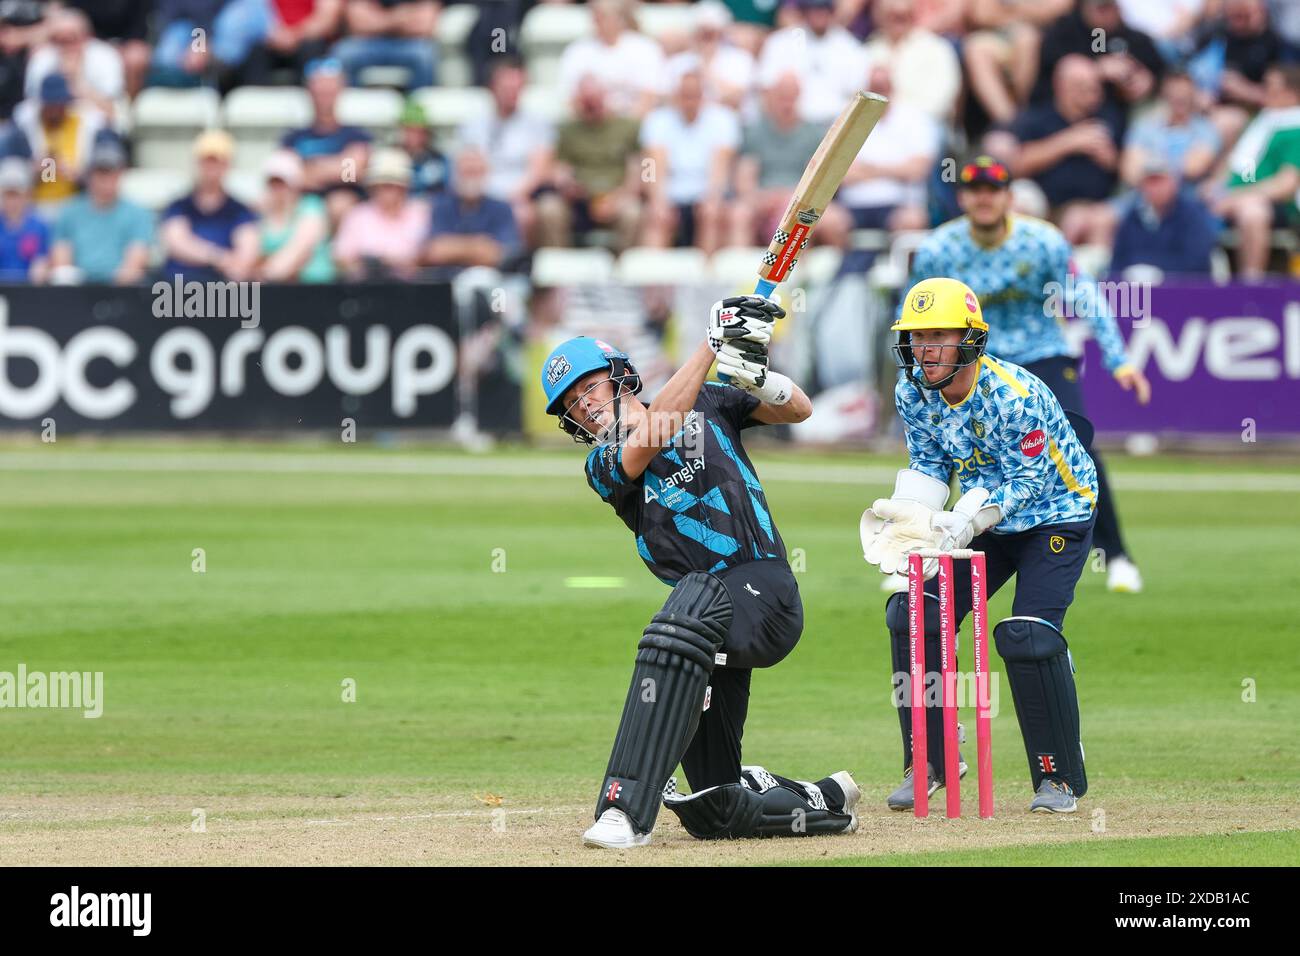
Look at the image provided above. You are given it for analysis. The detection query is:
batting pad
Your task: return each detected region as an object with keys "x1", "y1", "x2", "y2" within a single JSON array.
[{"x1": 596, "y1": 572, "x2": 731, "y2": 834}]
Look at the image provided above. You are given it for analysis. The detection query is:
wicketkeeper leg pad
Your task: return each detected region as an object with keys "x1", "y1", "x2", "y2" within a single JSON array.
[
  {"x1": 994, "y1": 616, "x2": 1087, "y2": 797},
  {"x1": 663, "y1": 765, "x2": 854, "y2": 839},
  {"x1": 596, "y1": 571, "x2": 731, "y2": 834}
]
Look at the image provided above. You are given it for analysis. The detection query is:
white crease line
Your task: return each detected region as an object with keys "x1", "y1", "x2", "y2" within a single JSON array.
[{"x1": 0, "y1": 451, "x2": 1295, "y2": 492}]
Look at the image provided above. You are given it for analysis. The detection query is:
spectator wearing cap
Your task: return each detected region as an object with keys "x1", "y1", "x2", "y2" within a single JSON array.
[
  {"x1": 558, "y1": 0, "x2": 667, "y2": 118},
  {"x1": 13, "y1": 72, "x2": 106, "y2": 209},
  {"x1": 1033, "y1": 0, "x2": 1164, "y2": 115},
  {"x1": 239, "y1": 1, "x2": 344, "y2": 86},
  {"x1": 730, "y1": 71, "x2": 841, "y2": 246},
  {"x1": 862, "y1": 0, "x2": 960, "y2": 124},
  {"x1": 669, "y1": 2, "x2": 755, "y2": 111},
  {"x1": 456, "y1": 56, "x2": 553, "y2": 247},
  {"x1": 24, "y1": 8, "x2": 123, "y2": 122},
  {"x1": 159, "y1": 129, "x2": 259, "y2": 282},
  {"x1": 0, "y1": 155, "x2": 47, "y2": 282},
  {"x1": 536, "y1": 75, "x2": 642, "y2": 250},
  {"x1": 758, "y1": 0, "x2": 869, "y2": 123},
  {"x1": 964, "y1": 0, "x2": 1073, "y2": 127},
  {"x1": 61, "y1": 0, "x2": 152, "y2": 99},
  {"x1": 816, "y1": 65, "x2": 936, "y2": 244},
  {"x1": 331, "y1": 0, "x2": 439, "y2": 90},
  {"x1": 422, "y1": 146, "x2": 521, "y2": 276},
  {"x1": 281, "y1": 57, "x2": 372, "y2": 225},
  {"x1": 1111, "y1": 155, "x2": 1219, "y2": 275},
  {"x1": 256, "y1": 148, "x2": 334, "y2": 282},
  {"x1": 640, "y1": 64, "x2": 739, "y2": 254},
  {"x1": 396, "y1": 97, "x2": 450, "y2": 199},
  {"x1": 333, "y1": 146, "x2": 428, "y2": 279},
  {"x1": 1121, "y1": 70, "x2": 1219, "y2": 188},
  {"x1": 48, "y1": 136, "x2": 152, "y2": 284},
  {"x1": 1011, "y1": 55, "x2": 1125, "y2": 245},
  {"x1": 1210, "y1": 64, "x2": 1300, "y2": 277}
]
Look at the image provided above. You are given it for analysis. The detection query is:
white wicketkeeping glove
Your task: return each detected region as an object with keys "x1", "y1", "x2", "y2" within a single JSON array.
[
  {"x1": 860, "y1": 469, "x2": 949, "y2": 578},
  {"x1": 930, "y1": 487, "x2": 1002, "y2": 552}
]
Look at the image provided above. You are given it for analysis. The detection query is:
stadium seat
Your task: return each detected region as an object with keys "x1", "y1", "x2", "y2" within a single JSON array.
[
  {"x1": 224, "y1": 170, "x2": 265, "y2": 209},
  {"x1": 1073, "y1": 243, "x2": 1112, "y2": 278},
  {"x1": 520, "y1": 3, "x2": 591, "y2": 87},
  {"x1": 614, "y1": 247, "x2": 708, "y2": 285},
  {"x1": 438, "y1": 2, "x2": 480, "y2": 87},
  {"x1": 797, "y1": 246, "x2": 844, "y2": 286},
  {"x1": 120, "y1": 168, "x2": 189, "y2": 211},
  {"x1": 337, "y1": 88, "x2": 404, "y2": 137},
  {"x1": 637, "y1": 3, "x2": 702, "y2": 40},
  {"x1": 708, "y1": 246, "x2": 767, "y2": 284},
  {"x1": 222, "y1": 87, "x2": 312, "y2": 172},
  {"x1": 412, "y1": 86, "x2": 494, "y2": 147},
  {"x1": 520, "y1": 85, "x2": 568, "y2": 124},
  {"x1": 532, "y1": 247, "x2": 616, "y2": 286},
  {"x1": 131, "y1": 88, "x2": 221, "y2": 170}
]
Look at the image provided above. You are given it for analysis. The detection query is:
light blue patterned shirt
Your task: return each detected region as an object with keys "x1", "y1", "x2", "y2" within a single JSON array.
[
  {"x1": 896, "y1": 356, "x2": 1098, "y2": 532},
  {"x1": 905, "y1": 215, "x2": 1132, "y2": 373}
]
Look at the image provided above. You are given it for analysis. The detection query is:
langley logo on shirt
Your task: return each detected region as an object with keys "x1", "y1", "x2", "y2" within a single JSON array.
[{"x1": 1020, "y1": 430, "x2": 1047, "y2": 457}]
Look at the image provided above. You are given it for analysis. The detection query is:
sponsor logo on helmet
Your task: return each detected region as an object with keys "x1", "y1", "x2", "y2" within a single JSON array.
[
  {"x1": 594, "y1": 340, "x2": 614, "y2": 353},
  {"x1": 546, "y1": 355, "x2": 571, "y2": 386},
  {"x1": 912, "y1": 290, "x2": 934, "y2": 313},
  {"x1": 1020, "y1": 429, "x2": 1047, "y2": 457},
  {"x1": 1050, "y1": 535, "x2": 1065, "y2": 554},
  {"x1": 965, "y1": 291, "x2": 978, "y2": 313}
]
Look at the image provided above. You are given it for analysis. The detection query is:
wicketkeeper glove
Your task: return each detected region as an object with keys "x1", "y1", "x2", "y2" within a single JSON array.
[
  {"x1": 860, "y1": 469, "x2": 949, "y2": 578},
  {"x1": 930, "y1": 487, "x2": 1002, "y2": 552}
]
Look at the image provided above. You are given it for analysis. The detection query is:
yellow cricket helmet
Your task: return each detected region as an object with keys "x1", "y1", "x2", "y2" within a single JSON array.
[
  {"x1": 892, "y1": 277, "x2": 989, "y2": 333},
  {"x1": 891, "y1": 277, "x2": 989, "y2": 391}
]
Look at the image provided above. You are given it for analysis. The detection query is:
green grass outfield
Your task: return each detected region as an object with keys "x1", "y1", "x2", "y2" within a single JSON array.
[{"x1": 0, "y1": 440, "x2": 1297, "y2": 865}]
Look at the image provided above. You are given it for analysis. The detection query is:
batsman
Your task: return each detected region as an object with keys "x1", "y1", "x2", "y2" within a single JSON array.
[
  {"x1": 862, "y1": 277, "x2": 1096, "y2": 814},
  {"x1": 540, "y1": 296, "x2": 859, "y2": 848}
]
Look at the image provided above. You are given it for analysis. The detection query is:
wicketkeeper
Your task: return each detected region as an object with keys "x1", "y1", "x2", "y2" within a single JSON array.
[
  {"x1": 862, "y1": 277, "x2": 1096, "y2": 813},
  {"x1": 541, "y1": 295, "x2": 858, "y2": 848}
]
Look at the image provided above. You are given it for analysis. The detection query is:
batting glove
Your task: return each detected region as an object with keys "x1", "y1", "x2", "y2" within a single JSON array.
[{"x1": 707, "y1": 295, "x2": 784, "y2": 354}]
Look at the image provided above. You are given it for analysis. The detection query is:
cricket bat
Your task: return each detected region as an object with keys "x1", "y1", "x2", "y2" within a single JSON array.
[{"x1": 755, "y1": 90, "x2": 889, "y2": 297}]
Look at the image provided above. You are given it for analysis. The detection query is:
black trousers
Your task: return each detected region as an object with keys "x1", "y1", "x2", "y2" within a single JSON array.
[
  {"x1": 679, "y1": 559, "x2": 802, "y2": 792},
  {"x1": 1023, "y1": 355, "x2": 1129, "y2": 561}
]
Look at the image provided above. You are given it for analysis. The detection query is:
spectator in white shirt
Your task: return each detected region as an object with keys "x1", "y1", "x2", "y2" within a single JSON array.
[
  {"x1": 862, "y1": 0, "x2": 961, "y2": 124},
  {"x1": 457, "y1": 55, "x2": 555, "y2": 247},
  {"x1": 24, "y1": 7, "x2": 124, "y2": 124},
  {"x1": 757, "y1": 0, "x2": 868, "y2": 123},
  {"x1": 668, "y1": 1, "x2": 755, "y2": 111},
  {"x1": 818, "y1": 66, "x2": 937, "y2": 244},
  {"x1": 558, "y1": 0, "x2": 667, "y2": 118},
  {"x1": 640, "y1": 64, "x2": 741, "y2": 253}
]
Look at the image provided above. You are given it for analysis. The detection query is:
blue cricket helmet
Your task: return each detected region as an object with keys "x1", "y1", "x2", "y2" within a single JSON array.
[{"x1": 541, "y1": 336, "x2": 639, "y2": 414}]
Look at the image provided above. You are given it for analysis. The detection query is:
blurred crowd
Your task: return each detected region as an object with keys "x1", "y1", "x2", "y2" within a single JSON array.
[{"x1": 0, "y1": 0, "x2": 1297, "y2": 286}]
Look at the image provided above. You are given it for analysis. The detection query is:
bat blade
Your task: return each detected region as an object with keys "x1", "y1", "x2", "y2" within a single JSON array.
[{"x1": 756, "y1": 91, "x2": 888, "y2": 293}]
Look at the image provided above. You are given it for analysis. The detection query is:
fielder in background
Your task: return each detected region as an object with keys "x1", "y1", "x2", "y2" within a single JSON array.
[
  {"x1": 904, "y1": 156, "x2": 1152, "y2": 593},
  {"x1": 540, "y1": 296, "x2": 858, "y2": 849},
  {"x1": 862, "y1": 277, "x2": 1095, "y2": 814}
]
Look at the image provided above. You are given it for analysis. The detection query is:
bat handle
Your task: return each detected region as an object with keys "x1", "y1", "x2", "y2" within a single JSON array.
[{"x1": 719, "y1": 278, "x2": 780, "y2": 384}]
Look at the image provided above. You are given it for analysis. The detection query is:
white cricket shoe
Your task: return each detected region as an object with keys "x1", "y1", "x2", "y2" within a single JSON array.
[
  {"x1": 829, "y1": 770, "x2": 861, "y2": 832},
  {"x1": 583, "y1": 808, "x2": 651, "y2": 849},
  {"x1": 1107, "y1": 556, "x2": 1143, "y2": 594}
]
